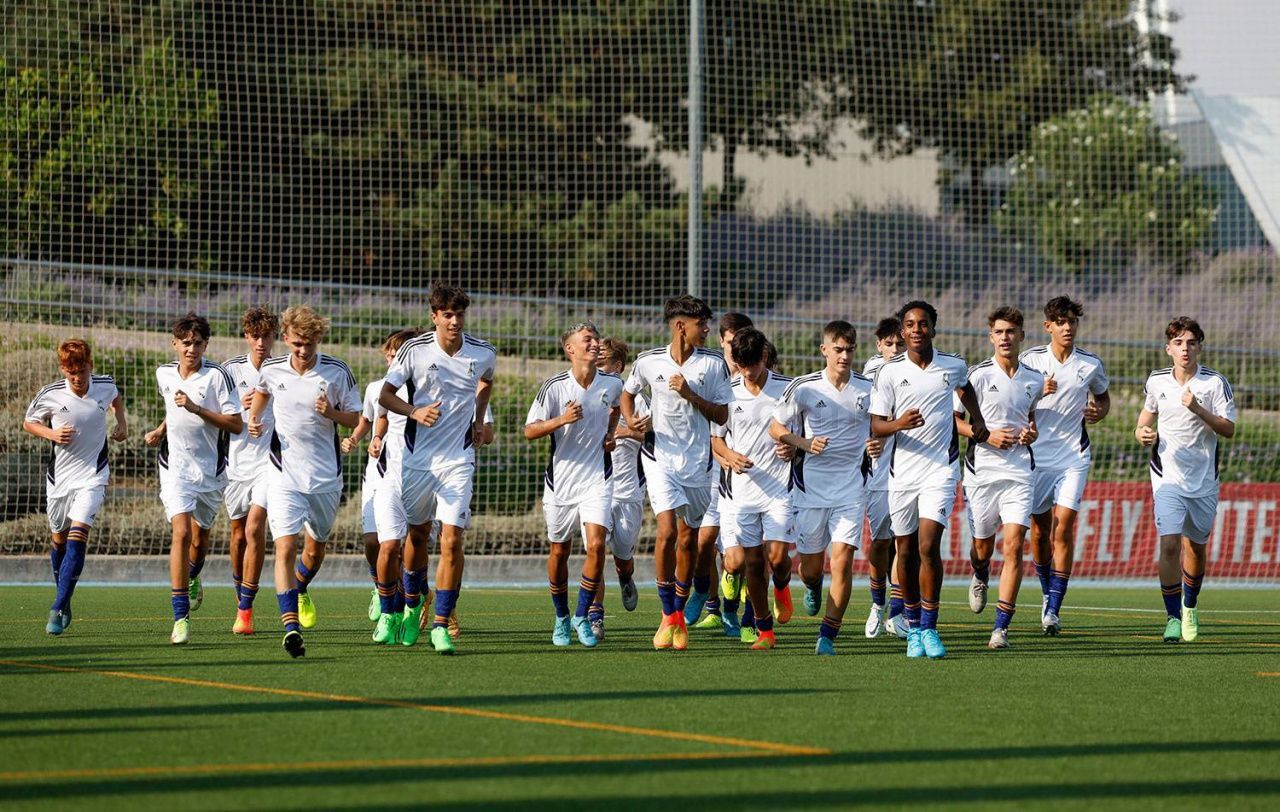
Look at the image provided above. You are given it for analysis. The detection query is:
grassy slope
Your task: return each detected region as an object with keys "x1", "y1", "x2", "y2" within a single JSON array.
[{"x1": 1, "y1": 586, "x2": 1278, "y2": 810}]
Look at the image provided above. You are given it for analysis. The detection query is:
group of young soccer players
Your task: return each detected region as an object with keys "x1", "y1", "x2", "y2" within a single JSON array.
[{"x1": 25, "y1": 288, "x2": 1236, "y2": 659}]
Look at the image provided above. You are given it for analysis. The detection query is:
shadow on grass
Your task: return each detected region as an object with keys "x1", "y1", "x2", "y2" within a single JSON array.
[{"x1": 4, "y1": 745, "x2": 1279, "y2": 802}]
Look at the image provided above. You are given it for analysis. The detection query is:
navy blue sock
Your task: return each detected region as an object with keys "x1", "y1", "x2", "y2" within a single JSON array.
[
  {"x1": 188, "y1": 555, "x2": 205, "y2": 581},
  {"x1": 723, "y1": 594, "x2": 741, "y2": 614},
  {"x1": 772, "y1": 570, "x2": 791, "y2": 590},
  {"x1": 994, "y1": 600, "x2": 1015, "y2": 631},
  {"x1": 171, "y1": 588, "x2": 190, "y2": 621},
  {"x1": 548, "y1": 578, "x2": 569, "y2": 618},
  {"x1": 869, "y1": 576, "x2": 887, "y2": 607},
  {"x1": 819, "y1": 615, "x2": 841, "y2": 640},
  {"x1": 1036, "y1": 562, "x2": 1051, "y2": 597},
  {"x1": 277, "y1": 589, "x2": 300, "y2": 632},
  {"x1": 367, "y1": 564, "x2": 377, "y2": 583},
  {"x1": 1047, "y1": 569, "x2": 1069, "y2": 615},
  {"x1": 575, "y1": 576, "x2": 598, "y2": 618},
  {"x1": 295, "y1": 561, "x2": 316, "y2": 594},
  {"x1": 674, "y1": 579, "x2": 690, "y2": 612},
  {"x1": 656, "y1": 581, "x2": 675, "y2": 616},
  {"x1": 920, "y1": 599, "x2": 939, "y2": 630},
  {"x1": 588, "y1": 602, "x2": 605, "y2": 623},
  {"x1": 50, "y1": 543, "x2": 66, "y2": 583},
  {"x1": 755, "y1": 610, "x2": 774, "y2": 634},
  {"x1": 705, "y1": 596, "x2": 721, "y2": 616},
  {"x1": 433, "y1": 589, "x2": 459, "y2": 628},
  {"x1": 693, "y1": 574, "x2": 711, "y2": 594},
  {"x1": 1161, "y1": 582, "x2": 1181, "y2": 618},
  {"x1": 393, "y1": 584, "x2": 406, "y2": 613},
  {"x1": 403, "y1": 567, "x2": 428, "y2": 609},
  {"x1": 888, "y1": 583, "x2": 905, "y2": 619},
  {"x1": 377, "y1": 581, "x2": 397, "y2": 615},
  {"x1": 53, "y1": 536, "x2": 86, "y2": 612},
  {"x1": 1182, "y1": 570, "x2": 1204, "y2": 609},
  {"x1": 904, "y1": 601, "x2": 921, "y2": 628},
  {"x1": 741, "y1": 598, "x2": 756, "y2": 630},
  {"x1": 238, "y1": 580, "x2": 259, "y2": 611}
]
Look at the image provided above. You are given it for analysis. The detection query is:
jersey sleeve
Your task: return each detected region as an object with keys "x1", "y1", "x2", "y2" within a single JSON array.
[
  {"x1": 1212, "y1": 376, "x2": 1237, "y2": 422},
  {"x1": 772, "y1": 384, "x2": 802, "y2": 426},
  {"x1": 708, "y1": 361, "x2": 733, "y2": 406},
  {"x1": 952, "y1": 392, "x2": 964, "y2": 414},
  {"x1": 525, "y1": 378, "x2": 555, "y2": 426},
  {"x1": 623, "y1": 357, "x2": 648, "y2": 395},
  {"x1": 1089, "y1": 359, "x2": 1110, "y2": 395},
  {"x1": 1143, "y1": 375, "x2": 1160, "y2": 413},
  {"x1": 607, "y1": 379, "x2": 622, "y2": 409},
  {"x1": 254, "y1": 366, "x2": 273, "y2": 395},
  {"x1": 215, "y1": 367, "x2": 239, "y2": 415},
  {"x1": 384, "y1": 348, "x2": 412, "y2": 389},
  {"x1": 711, "y1": 419, "x2": 728, "y2": 439},
  {"x1": 338, "y1": 373, "x2": 362, "y2": 413},
  {"x1": 870, "y1": 369, "x2": 894, "y2": 417},
  {"x1": 24, "y1": 389, "x2": 53, "y2": 424},
  {"x1": 481, "y1": 348, "x2": 497, "y2": 382},
  {"x1": 483, "y1": 404, "x2": 495, "y2": 425},
  {"x1": 362, "y1": 385, "x2": 381, "y2": 422}
]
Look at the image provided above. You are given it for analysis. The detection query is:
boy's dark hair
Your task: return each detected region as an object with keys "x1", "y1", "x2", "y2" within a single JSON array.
[
  {"x1": 429, "y1": 285, "x2": 470, "y2": 313},
  {"x1": 172, "y1": 311, "x2": 211, "y2": 341},
  {"x1": 897, "y1": 300, "x2": 938, "y2": 329},
  {"x1": 1165, "y1": 316, "x2": 1205, "y2": 344},
  {"x1": 988, "y1": 306, "x2": 1024, "y2": 329},
  {"x1": 664, "y1": 294, "x2": 712, "y2": 323},
  {"x1": 730, "y1": 327, "x2": 768, "y2": 369},
  {"x1": 764, "y1": 340, "x2": 779, "y2": 371},
  {"x1": 719, "y1": 311, "x2": 754, "y2": 337},
  {"x1": 1044, "y1": 296, "x2": 1084, "y2": 322},
  {"x1": 382, "y1": 327, "x2": 423, "y2": 355},
  {"x1": 874, "y1": 317, "x2": 901, "y2": 342},
  {"x1": 599, "y1": 337, "x2": 630, "y2": 367},
  {"x1": 241, "y1": 306, "x2": 279, "y2": 339},
  {"x1": 822, "y1": 320, "x2": 857, "y2": 345}
]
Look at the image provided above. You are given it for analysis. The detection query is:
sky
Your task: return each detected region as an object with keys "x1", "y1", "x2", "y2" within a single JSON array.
[{"x1": 1168, "y1": 0, "x2": 1280, "y2": 96}]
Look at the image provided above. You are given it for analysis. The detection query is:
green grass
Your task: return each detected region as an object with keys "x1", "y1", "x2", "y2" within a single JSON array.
[{"x1": 2, "y1": 586, "x2": 1279, "y2": 809}]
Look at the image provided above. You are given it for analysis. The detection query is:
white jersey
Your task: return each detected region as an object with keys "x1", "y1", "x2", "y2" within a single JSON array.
[
  {"x1": 384, "y1": 331, "x2": 497, "y2": 472},
  {"x1": 1019, "y1": 345, "x2": 1109, "y2": 471},
  {"x1": 25, "y1": 376, "x2": 119, "y2": 497},
  {"x1": 773, "y1": 368, "x2": 875, "y2": 508},
  {"x1": 624, "y1": 345, "x2": 732, "y2": 486},
  {"x1": 870, "y1": 350, "x2": 968, "y2": 489},
  {"x1": 1144, "y1": 365, "x2": 1236, "y2": 498},
  {"x1": 222, "y1": 355, "x2": 273, "y2": 482},
  {"x1": 156, "y1": 360, "x2": 238, "y2": 491},
  {"x1": 361, "y1": 379, "x2": 388, "y2": 487},
  {"x1": 611, "y1": 394, "x2": 649, "y2": 503},
  {"x1": 716, "y1": 372, "x2": 792, "y2": 511},
  {"x1": 526, "y1": 369, "x2": 623, "y2": 506},
  {"x1": 963, "y1": 357, "x2": 1044, "y2": 486},
  {"x1": 256, "y1": 353, "x2": 361, "y2": 494},
  {"x1": 863, "y1": 355, "x2": 897, "y2": 491}
]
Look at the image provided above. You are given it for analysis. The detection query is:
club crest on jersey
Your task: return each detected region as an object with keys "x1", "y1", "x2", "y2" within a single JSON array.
[
  {"x1": 467, "y1": 361, "x2": 476, "y2": 377},
  {"x1": 600, "y1": 392, "x2": 610, "y2": 406},
  {"x1": 1077, "y1": 367, "x2": 1088, "y2": 382},
  {"x1": 855, "y1": 395, "x2": 866, "y2": 411},
  {"x1": 1025, "y1": 383, "x2": 1036, "y2": 400},
  {"x1": 943, "y1": 372, "x2": 957, "y2": 388}
]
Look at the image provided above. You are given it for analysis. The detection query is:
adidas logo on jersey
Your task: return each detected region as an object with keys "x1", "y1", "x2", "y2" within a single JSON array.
[
  {"x1": 277, "y1": 382, "x2": 286, "y2": 390},
  {"x1": 896, "y1": 379, "x2": 911, "y2": 388},
  {"x1": 1159, "y1": 392, "x2": 1167, "y2": 399},
  {"x1": 815, "y1": 399, "x2": 828, "y2": 408},
  {"x1": 734, "y1": 405, "x2": 745, "y2": 413},
  {"x1": 428, "y1": 363, "x2": 439, "y2": 371},
  {"x1": 655, "y1": 374, "x2": 666, "y2": 382},
  {"x1": 59, "y1": 405, "x2": 69, "y2": 412},
  {"x1": 988, "y1": 383, "x2": 999, "y2": 392}
]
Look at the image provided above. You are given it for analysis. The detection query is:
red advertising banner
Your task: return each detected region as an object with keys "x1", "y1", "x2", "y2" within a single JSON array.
[{"x1": 847, "y1": 482, "x2": 1280, "y2": 581}]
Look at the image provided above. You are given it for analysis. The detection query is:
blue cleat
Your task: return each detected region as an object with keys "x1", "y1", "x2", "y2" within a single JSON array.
[
  {"x1": 815, "y1": 636, "x2": 836, "y2": 656},
  {"x1": 552, "y1": 616, "x2": 572, "y2": 647},
  {"x1": 45, "y1": 610, "x2": 65, "y2": 635},
  {"x1": 721, "y1": 609, "x2": 742, "y2": 638},
  {"x1": 683, "y1": 590, "x2": 709, "y2": 625},
  {"x1": 803, "y1": 583, "x2": 822, "y2": 616},
  {"x1": 571, "y1": 616, "x2": 598, "y2": 648},
  {"x1": 906, "y1": 627, "x2": 925, "y2": 658},
  {"x1": 921, "y1": 628, "x2": 946, "y2": 659},
  {"x1": 60, "y1": 606, "x2": 72, "y2": 631}
]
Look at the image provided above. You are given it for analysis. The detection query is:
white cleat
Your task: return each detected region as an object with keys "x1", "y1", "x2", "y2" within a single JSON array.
[
  {"x1": 886, "y1": 613, "x2": 910, "y2": 639},
  {"x1": 987, "y1": 627, "x2": 1010, "y2": 649},
  {"x1": 864, "y1": 603, "x2": 885, "y2": 638},
  {"x1": 1042, "y1": 610, "x2": 1061, "y2": 636},
  {"x1": 968, "y1": 575, "x2": 988, "y2": 614}
]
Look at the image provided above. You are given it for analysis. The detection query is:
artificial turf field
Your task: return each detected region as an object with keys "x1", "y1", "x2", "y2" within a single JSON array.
[{"x1": 1, "y1": 585, "x2": 1278, "y2": 810}]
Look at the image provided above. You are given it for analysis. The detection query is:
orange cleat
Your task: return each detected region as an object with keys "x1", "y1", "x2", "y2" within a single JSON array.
[
  {"x1": 447, "y1": 610, "x2": 461, "y2": 640},
  {"x1": 773, "y1": 585, "x2": 794, "y2": 624},
  {"x1": 232, "y1": 608, "x2": 254, "y2": 635},
  {"x1": 671, "y1": 614, "x2": 689, "y2": 650},
  {"x1": 653, "y1": 614, "x2": 676, "y2": 649},
  {"x1": 751, "y1": 630, "x2": 776, "y2": 650}
]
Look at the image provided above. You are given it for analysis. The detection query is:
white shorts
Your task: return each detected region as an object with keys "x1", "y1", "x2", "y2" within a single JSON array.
[
  {"x1": 376, "y1": 463, "x2": 473, "y2": 541},
  {"x1": 702, "y1": 484, "x2": 721, "y2": 529},
  {"x1": 545, "y1": 493, "x2": 612, "y2": 544},
  {"x1": 965, "y1": 479, "x2": 1033, "y2": 539},
  {"x1": 268, "y1": 487, "x2": 342, "y2": 543},
  {"x1": 866, "y1": 491, "x2": 892, "y2": 540},
  {"x1": 1153, "y1": 486, "x2": 1217, "y2": 544},
  {"x1": 889, "y1": 483, "x2": 957, "y2": 537},
  {"x1": 794, "y1": 496, "x2": 868, "y2": 555},
  {"x1": 161, "y1": 482, "x2": 223, "y2": 529},
  {"x1": 47, "y1": 486, "x2": 105, "y2": 534},
  {"x1": 1032, "y1": 465, "x2": 1090, "y2": 514},
  {"x1": 646, "y1": 469, "x2": 712, "y2": 529},
  {"x1": 360, "y1": 474, "x2": 381, "y2": 536},
  {"x1": 720, "y1": 501, "x2": 794, "y2": 550},
  {"x1": 608, "y1": 500, "x2": 643, "y2": 561},
  {"x1": 224, "y1": 475, "x2": 269, "y2": 521}
]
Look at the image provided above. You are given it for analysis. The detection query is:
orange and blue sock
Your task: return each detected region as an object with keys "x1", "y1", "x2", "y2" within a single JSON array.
[
  {"x1": 377, "y1": 581, "x2": 397, "y2": 615},
  {"x1": 819, "y1": 614, "x2": 841, "y2": 641},
  {"x1": 295, "y1": 562, "x2": 316, "y2": 594},
  {"x1": 1048, "y1": 569, "x2": 1069, "y2": 614},
  {"x1": 656, "y1": 580, "x2": 675, "y2": 615},
  {"x1": 549, "y1": 578, "x2": 569, "y2": 618},
  {"x1": 705, "y1": 596, "x2": 721, "y2": 617},
  {"x1": 994, "y1": 599, "x2": 1015, "y2": 631},
  {"x1": 888, "y1": 582, "x2": 905, "y2": 619},
  {"x1": 238, "y1": 580, "x2": 259, "y2": 611},
  {"x1": 588, "y1": 602, "x2": 605, "y2": 624},
  {"x1": 232, "y1": 570, "x2": 243, "y2": 601},
  {"x1": 904, "y1": 600, "x2": 921, "y2": 628},
  {"x1": 575, "y1": 575, "x2": 598, "y2": 618},
  {"x1": 277, "y1": 589, "x2": 300, "y2": 632},
  {"x1": 403, "y1": 567, "x2": 428, "y2": 609},
  {"x1": 1182, "y1": 569, "x2": 1204, "y2": 609},
  {"x1": 869, "y1": 575, "x2": 887, "y2": 607},
  {"x1": 755, "y1": 609, "x2": 774, "y2": 634},
  {"x1": 920, "y1": 597, "x2": 939, "y2": 630},
  {"x1": 171, "y1": 588, "x2": 190, "y2": 621},
  {"x1": 674, "y1": 579, "x2": 690, "y2": 612},
  {"x1": 188, "y1": 554, "x2": 205, "y2": 581},
  {"x1": 1160, "y1": 582, "x2": 1181, "y2": 618},
  {"x1": 432, "y1": 589, "x2": 459, "y2": 629}
]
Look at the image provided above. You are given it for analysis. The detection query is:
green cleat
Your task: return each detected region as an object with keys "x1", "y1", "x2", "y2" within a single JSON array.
[
  {"x1": 61, "y1": 607, "x2": 72, "y2": 631},
  {"x1": 188, "y1": 577, "x2": 203, "y2": 612},
  {"x1": 298, "y1": 592, "x2": 317, "y2": 629},
  {"x1": 720, "y1": 570, "x2": 742, "y2": 603},
  {"x1": 1162, "y1": 616, "x2": 1181, "y2": 643},
  {"x1": 367, "y1": 588, "x2": 380, "y2": 622},
  {"x1": 693, "y1": 612, "x2": 723, "y2": 630},
  {"x1": 372, "y1": 612, "x2": 399, "y2": 644},
  {"x1": 740, "y1": 626, "x2": 758, "y2": 645},
  {"x1": 1181, "y1": 604, "x2": 1200, "y2": 642},
  {"x1": 430, "y1": 625, "x2": 456, "y2": 655},
  {"x1": 401, "y1": 604, "x2": 423, "y2": 646}
]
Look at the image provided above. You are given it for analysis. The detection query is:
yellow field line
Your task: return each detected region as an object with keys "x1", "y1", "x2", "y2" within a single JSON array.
[
  {"x1": 1257, "y1": 672, "x2": 1280, "y2": 678},
  {"x1": 0, "y1": 749, "x2": 780, "y2": 783},
  {"x1": 0, "y1": 659, "x2": 827, "y2": 757}
]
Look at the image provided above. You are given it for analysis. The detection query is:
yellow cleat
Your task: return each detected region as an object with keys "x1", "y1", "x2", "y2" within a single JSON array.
[
  {"x1": 653, "y1": 614, "x2": 676, "y2": 649},
  {"x1": 297, "y1": 592, "x2": 317, "y2": 629},
  {"x1": 232, "y1": 608, "x2": 254, "y2": 635},
  {"x1": 448, "y1": 610, "x2": 461, "y2": 640},
  {"x1": 751, "y1": 630, "x2": 776, "y2": 650},
  {"x1": 671, "y1": 616, "x2": 689, "y2": 651}
]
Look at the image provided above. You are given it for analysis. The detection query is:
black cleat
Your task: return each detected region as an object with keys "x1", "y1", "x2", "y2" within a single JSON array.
[{"x1": 283, "y1": 630, "x2": 306, "y2": 658}]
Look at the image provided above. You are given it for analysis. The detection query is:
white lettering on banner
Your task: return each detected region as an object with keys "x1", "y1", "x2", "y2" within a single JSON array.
[
  {"x1": 1233, "y1": 502, "x2": 1251, "y2": 564},
  {"x1": 1253, "y1": 502, "x2": 1274, "y2": 564},
  {"x1": 1120, "y1": 501, "x2": 1143, "y2": 563},
  {"x1": 1211, "y1": 502, "x2": 1228, "y2": 562},
  {"x1": 1077, "y1": 500, "x2": 1095, "y2": 561},
  {"x1": 1095, "y1": 500, "x2": 1116, "y2": 562}
]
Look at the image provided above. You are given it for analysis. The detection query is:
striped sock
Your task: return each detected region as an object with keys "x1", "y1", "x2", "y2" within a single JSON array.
[
  {"x1": 673, "y1": 579, "x2": 690, "y2": 612},
  {"x1": 367, "y1": 564, "x2": 377, "y2": 584},
  {"x1": 920, "y1": 598, "x2": 940, "y2": 631},
  {"x1": 819, "y1": 614, "x2": 842, "y2": 640},
  {"x1": 904, "y1": 600, "x2": 921, "y2": 628},
  {"x1": 377, "y1": 581, "x2": 397, "y2": 615},
  {"x1": 54, "y1": 534, "x2": 87, "y2": 612},
  {"x1": 171, "y1": 588, "x2": 190, "y2": 621},
  {"x1": 238, "y1": 580, "x2": 259, "y2": 611},
  {"x1": 549, "y1": 579, "x2": 570, "y2": 618},
  {"x1": 295, "y1": 561, "x2": 316, "y2": 594},
  {"x1": 403, "y1": 567, "x2": 428, "y2": 609},
  {"x1": 588, "y1": 602, "x2": 605, "y2": 623},
  {"x1": 1182, "y1": 569, "x2": 1204, "y2": 609},
  {"x1": 575, "y1": 575, "x2": 599, "y2": 618},
  {"x1": 755, "y1": 610, "x2": 774, "y2": 634},
  {"x1": 188, "y1": 555, "x2": 205, "y2": 581},
  {"x1": 656, "y1": 580, "x2": 676, "y2": 615},
  {"x1": 277, "y1": 589, "x2": 300, "y2": 632},
  {"x1": 232, "y1": 571, "x2": 243, "y2": 603},
  {"x1": 705, "y1": 596, "x2": 721, "y2": 616},
  {"x1": 1047, "y1": 569, "x2": 1070, "y2": 614},
  {"x1": 393, "y1": 581, "x2": 406, "y2": 613},
  {"x1": 869, "y1": 576, "x2": 887, "y2": 607},
  {"x1": 888, "y1": 582, "x2": 905, "y2": 619},
  {"x1": 432, "y1": 589, "x2": 459, "y2": 629},
  {"x1": 994, "y1": 599, "x2": 1015, "y2": 631},
  {"x1": 1160, "y1": 582, "x2": 1181, "y2": 618},
  {"x1": 1036, "y1": 562, "x2": 1051, "y2": 596}
]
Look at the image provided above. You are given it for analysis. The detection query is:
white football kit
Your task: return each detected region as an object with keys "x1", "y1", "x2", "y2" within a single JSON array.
[
  {"x1": 608, "y1": 394, "x2": 649, "y2": 561},
  {"x1": 1144, "y1": 365, "x2": 1236, "y2": 543},
  {"x1": 863, "y1": 355, "x2": 897, "y2": 539},
  {"x1": 870, "y1": 350, "x2": 968, "y2": 535},
  {"x1": 156, "y1": 361, "x2": 239, "y2": 528},
  {"x1": 716, "y1": 372, "x2": 794, "y2": 550},
  {"x1": 962, "y1": 357, "x2": 1044, "y2": 538},
  {"x1": 1019, "y1": 345, "x2": 1110, "y2": 513},
  {"x1": 222, "y1": 355, "x2": 273, "y2": 520},
  {"x1": 624, "y1": 345, "x2": 732, "y2": 528},
  {"x1": 25, "y1": 376, "x2": 119, "y2": 533}
]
